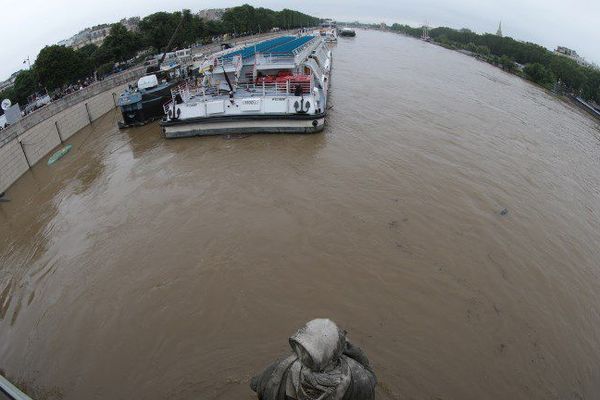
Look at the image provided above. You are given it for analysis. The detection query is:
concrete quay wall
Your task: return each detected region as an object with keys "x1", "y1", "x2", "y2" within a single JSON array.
[{"x1": 0, "y1": 69, "x2": 143, "y2": 193}]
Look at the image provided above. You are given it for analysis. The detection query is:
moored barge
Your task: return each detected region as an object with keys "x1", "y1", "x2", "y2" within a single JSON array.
[{"x1": 160, "y1": 34, "x2": 332, "y2": 138}]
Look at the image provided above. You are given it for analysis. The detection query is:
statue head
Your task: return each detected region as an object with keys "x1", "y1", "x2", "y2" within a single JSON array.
[{"x1": 289, "y1": 318, "x2": 347, "y2": 372}]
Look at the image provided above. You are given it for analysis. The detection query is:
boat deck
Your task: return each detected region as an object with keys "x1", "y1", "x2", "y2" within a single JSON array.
[{"x1": 222, "y1": 35, "x2": 315, "y2": 61}]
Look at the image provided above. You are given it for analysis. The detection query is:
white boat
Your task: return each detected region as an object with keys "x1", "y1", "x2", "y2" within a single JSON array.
[
  {"x1": 160, "y1": 34, "x2": 332, "y2": 138},
  {"x1": 318, "y1": 19, "x2": 338, "y2": 43},
  {"x1": 321, "y1": 29, "x2": 338, "y2": 43}
]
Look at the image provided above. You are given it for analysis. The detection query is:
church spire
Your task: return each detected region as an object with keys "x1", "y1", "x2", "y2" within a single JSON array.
[{"x1": 496, "y1": 21, "x2": 503, "y2": 37}]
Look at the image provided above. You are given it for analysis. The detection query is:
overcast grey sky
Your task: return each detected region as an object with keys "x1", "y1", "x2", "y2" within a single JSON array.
[{"x1": 2, "y1": 0, "x2": 599, "y2": 80}]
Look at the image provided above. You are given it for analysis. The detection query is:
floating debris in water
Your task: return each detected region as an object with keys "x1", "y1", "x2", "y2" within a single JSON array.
[
  {"x1": 499, "y1": 208, "x2": 509, "y2": 216},
  {"x1": 48, "y1": 144, "x2": 73, "y2": 166}
]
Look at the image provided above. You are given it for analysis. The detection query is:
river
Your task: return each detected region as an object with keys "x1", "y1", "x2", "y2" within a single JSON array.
[{"x1": 1, "y1": 29, "x2": 600, "y2": 400}]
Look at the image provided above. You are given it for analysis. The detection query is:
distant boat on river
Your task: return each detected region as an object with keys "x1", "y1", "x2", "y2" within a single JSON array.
[{"x1": 340, "y1": 28, "x2": 356, "y2": 37}]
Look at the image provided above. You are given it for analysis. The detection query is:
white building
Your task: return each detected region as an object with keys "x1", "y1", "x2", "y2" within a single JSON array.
[
  {"x1": 0, "y1": 79, "x2": 14, "y2": 92},
  {"x1": 58, "y1": 25, "x2": 112, "y2": 50},
  {"x1": 58, "y1": 17, "x2": 140, "y2": 50},
  {"x1": 197, "y1": 8, "x2": 228, "y2": 21},
  {"x1": 74, "y1": 25, "x2": 112, "y2": 49},
  {"x1": 555, "y1": 46, "x2": 594, "y2": 68},
  {"x1": 0, "y1": 71, "x2": 20, "y2": 92},
  {"x1": 120, "y1": 17, "x2": 140, "y2": 32}
]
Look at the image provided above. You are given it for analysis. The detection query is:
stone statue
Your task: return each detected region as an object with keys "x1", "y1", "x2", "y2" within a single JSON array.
[{"x1": 250, "y1": 318, "x2": 377, "y2": 400}]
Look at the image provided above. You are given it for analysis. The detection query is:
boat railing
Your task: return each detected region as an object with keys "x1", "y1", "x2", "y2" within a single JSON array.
[
  {"x1": 212, "y1": 55, "x2": 240, "y2": 69},
  {"x1": 163, "y1": 100, "x2": 172, "y2": 116},
  {"x1": 238, "y1": 81, "x2": 312, "y2": 96},
  {"x1": 255, "y1": 52, "x2": 296, "y2": 66},
  {"x1": 292, "y1": 36, "x2": 318, "y2": 56},
  {"x1": 292, "y1": 37, "x2": 321, "y2": 62},
  {"x1": 163, "y1": 76, "x2": 315, "y2": 115},
  {"x1": 163, "y1": 79, "x2": 314, "y2": 114},
  {"x1": 255, "y1": 36, "x2": 320, "y2": 67},
  {"x1": 164, "y1": 84, "x2": 219, "y2": 114}
]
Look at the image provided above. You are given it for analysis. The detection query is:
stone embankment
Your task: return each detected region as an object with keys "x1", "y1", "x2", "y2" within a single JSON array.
[{"x1": 0, "y1": 68, "x2": 145, "y2": 193}]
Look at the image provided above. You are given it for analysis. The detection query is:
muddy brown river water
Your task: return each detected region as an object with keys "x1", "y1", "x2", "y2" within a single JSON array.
[{"x1": 1, "y1": 29, "x2": 600, "y2": 400}]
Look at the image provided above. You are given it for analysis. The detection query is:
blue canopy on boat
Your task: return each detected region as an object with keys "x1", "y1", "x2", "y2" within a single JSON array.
[{"x1": 223, "y1": 35, "x2": 315, "y2": 60}]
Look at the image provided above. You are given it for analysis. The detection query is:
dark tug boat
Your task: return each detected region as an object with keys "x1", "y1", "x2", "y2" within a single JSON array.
[
  {"x1": 117, "y1": 13, "x2": 186, "y2": 129},
  {"x1": 117, "y1": 74, "x2": 177, "y2": 128},
  {"x1": 340, "y1": 28, "x2": 356, "y2": 37}
]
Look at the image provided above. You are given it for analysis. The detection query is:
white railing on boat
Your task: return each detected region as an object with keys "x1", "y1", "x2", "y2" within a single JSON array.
[
  {"x1": 163, "y1": 80, "x2": 314, "y2": 115},
  {"x1": 255, "y1": 53, "x2": 295, "y2": 66},
  {"x1": 293, "y1": 36, "x2": 321, "y2": 63},
  {"x1": 238, "y1": 81, "x2": 312, "y2": 96},
  {"x1": 210, "y1": 36, "x2": 322, "y2": 70},
  {"x1": 211, "y1": 54, "x2": 242, "y2": 70},
  {"x1": 254, "y1": 37, "x2": 321, "y2": 68}
]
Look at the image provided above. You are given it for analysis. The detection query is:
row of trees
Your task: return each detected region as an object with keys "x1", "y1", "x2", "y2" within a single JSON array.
[
  {"x1": 391, "y1": 24, "x2": 600, "y2": 103},
  {"x1": 221, "y1": 5, "x2": 320, "y2": 34},
  {"x1": 0, "y1": 5, "x2": 320, "y2": 114}
]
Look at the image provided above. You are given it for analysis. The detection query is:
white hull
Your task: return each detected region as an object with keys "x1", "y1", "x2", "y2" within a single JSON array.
[{"x1": 162, "y1": 115, "x2": 325, "y2": 138}]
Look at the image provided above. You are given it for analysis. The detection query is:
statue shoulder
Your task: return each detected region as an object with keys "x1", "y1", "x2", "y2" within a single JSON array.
[{"x1": 250, "y1": 355, "x2": 297, "y2": 400}]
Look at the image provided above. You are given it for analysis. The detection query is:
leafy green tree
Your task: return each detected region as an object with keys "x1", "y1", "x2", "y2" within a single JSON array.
[
  {"x1": 204, "y1": 20, "x2": 223, "y2": 37},
  {"x1": 475, "y1": 45, "x2": 490, "y2": 56},
  {"x1": 523, "y1": 63, "x2": 555, "y2": 88},
  {"x1": 93, "y1": 45, "x2": 114, "y2": 66},
  {"x1": 221, "y1": 5, "x2": 319, "y2": 34},
  {"x1": 35, "y1": 45, "x2": 88, "y2": 90},
  {"x1": 139, "y1": 12, "x2": 182, "y2": 52},
  {"x1": 390, "y1": 24, "x2": 421, "y2": 37},
  {"x1": 465, "y1": 42, "x2": 477, "y2": 52},
  {"x1": 75, "y1": 44, "x2": 98, "y2": 76},
  {"x1": 0, "y1": 70, "x2": 38, "y2": 110},
  {"x1": 97, "y1": 62, "x2": 114, "y2": 78},
  {"x1": 580, "y1": 68, "x2": 600, "y2": 102},
  {"x1": 499, "y1": 55, "x2": 516, "y2": 72},
  {"x1": 13, "y1": 69, "x2": 40, "y2": 104},
  {"x1": 100, "y1": 24, "x2": 142, "y2": 63},
  {"x1": 137, "y1": 5, "x2": 319, "y2": 52},
  {"x1": 276, "y1": 8, "x2": 317, "y2": 30},
  {"x1": 222, "y1": 4, "x2": 257, "y2": 34},
  {"x1": 176, "y1": 9, "x2": 204, "y2": 45},
  {"x1": 77, "y1": 44, "x2": 99, "y2": 60},
  {"x1": 549, "y1": 56, "x2": 586, "y2": 92}
]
